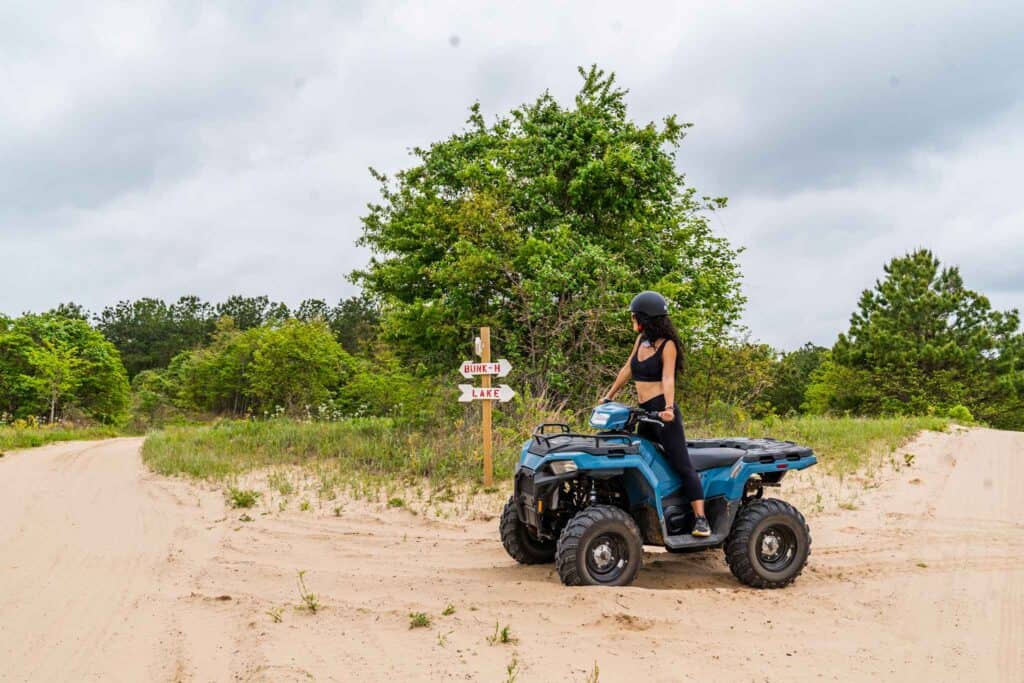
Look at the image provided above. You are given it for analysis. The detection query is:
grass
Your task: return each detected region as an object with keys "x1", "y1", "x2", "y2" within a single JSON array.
[
  {"x1": 408, "y1": 612, "x2": 431, "y2": 629},
  {"x1": 141, "y1": 413, "x2": 950, "y2": 485},
  {"x1": 0, "y1": 424, "x2": 120, "y2": 452},
  {"x1": 487, "y1": 622, "x2": 516, "y2": 645},
  {"x1": 295, "y1": 570, "x2": 320, "y2": 613}
]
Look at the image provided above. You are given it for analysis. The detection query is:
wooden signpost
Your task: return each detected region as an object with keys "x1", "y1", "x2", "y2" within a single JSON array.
[{"x1": 456, "y1": 327, "x2": 514, "y2": 486}]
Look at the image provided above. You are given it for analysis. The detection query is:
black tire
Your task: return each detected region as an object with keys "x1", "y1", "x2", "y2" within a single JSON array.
[
  {"x1": 725, "y1": 498, "x2": 811, "y2": 589},
  {"x1": 555, "y1": 505, "x2": 643, "y2": 587},
  {"x1": 500, "y1": 497, "x2": 555, "y2": 564}
]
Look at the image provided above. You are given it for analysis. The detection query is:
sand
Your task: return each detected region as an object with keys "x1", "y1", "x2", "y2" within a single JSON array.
[{"x1": 0, "y1": 428, "x2": 1021, "y2": 682}]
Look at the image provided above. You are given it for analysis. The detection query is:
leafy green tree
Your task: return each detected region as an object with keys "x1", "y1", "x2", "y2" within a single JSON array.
[
  {"x1": 249, "y1": 320, "x2": 354, "y2": 414},
  {"x1": 27, "y1": 337, "x2": 81, "y2": 423},
  {"x1": 765, "y1": 343, "x2": 827, "y2": 414},
  {"x1": 171, "y1": 318, "x2": 262, "y2": 415},
  {"x1": 96, "y1": 296, "x2": 216, "y2": 377},
  {"x1": 215, "y1": 295, "x2": 290, "y2": 330},
  {"x1": 355, "y1": 66, "x2": 744, "y2": 401},
  {"x1": 327, "y1": 294, "x2": 380, "y2": 354},
  {"x1": 0, "y1": 314, "x2": 129, "y2": 424},
  {"x1": 681, "y1": 340, "x2": 776, "y2": 422},
  {"x1": 810, "y1": 250, "x2": 1023, "y2": 428},
  {"x1": 48, "y1": 302, "x2": 90, "y2": 320}
]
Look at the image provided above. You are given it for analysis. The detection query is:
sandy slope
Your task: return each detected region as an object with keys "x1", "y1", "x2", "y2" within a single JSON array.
[{"x1": 0, "y1": 428, "x2": 1021, "y2": 682}]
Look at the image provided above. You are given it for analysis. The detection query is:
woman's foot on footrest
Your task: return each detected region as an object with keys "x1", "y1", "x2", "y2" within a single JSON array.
[{"x1": 692, "y1": 516, "x2": 711, "y2": 537}]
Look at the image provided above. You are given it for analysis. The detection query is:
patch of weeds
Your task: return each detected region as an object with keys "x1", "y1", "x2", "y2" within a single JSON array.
[
  {"x1": 318, "y1": 475, "x2": 337, "y2": 501},
  {"x1": 442, "y1": 603, "x2": 455, "y2": 616},
  {"x1": 239, "y1": 512, "x2": 254, "y2": 522},
  {"x1": 296, "y1": 570, "x2": 320, "y2": 613},
  {"x1": 436, "y1": 630, "x2": 450, "y2": 647},
  {"x1": 278, "y1": 499, "x2": 287, "y2": 512},
  {"x1": 584, "y1": 662, "x2": 600, "y2": 683},
  {"x1": 333, "y1": 505, "x2": 343, "y2": 517},
  {"x1": 266, "y1": 606, "x2": 283, "y2": 623},
  {"x1": 299, "y1": 499, "x2": 311, "y2": 512},
  {"x1": 267, "y1": 471, "x2": 294, "y2": 496},
  {"x1": 387, "y1": 497, "x2": 405, "y2": 508},
  {"x1": 408, "y1": 612, "x2": 431, "y2": 629},
  {"x1": 227, "y1": 487, "x2": 260, "y2": 509},
  {"x1": 916, "y1": 561, "x2": 928, "y2": 568},
  {"x1": 504, "y1": 657, "x2": 520, "y2": 683},
  {"x1": 487, "y1": 622, "x2": 516, "y2": 645},
  {"x1": 903, "y1": 452, "x2": 916, "y2": 467},
  {"x1": 838, "y1": 501, "x2": 858, "y2": 511}
]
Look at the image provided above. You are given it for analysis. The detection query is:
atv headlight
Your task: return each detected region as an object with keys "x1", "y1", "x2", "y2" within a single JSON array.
[{"x1": 549, "y1": 460, "x2": 578, "y2": 475}]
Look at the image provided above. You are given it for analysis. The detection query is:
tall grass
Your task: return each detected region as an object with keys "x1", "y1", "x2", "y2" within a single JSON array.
[
  {"x1": 141, "y1": 412, "x2": 949, "y2": 482},
  {"x1": 0, "y1": 425, "x2": 121, "y2": 452}
]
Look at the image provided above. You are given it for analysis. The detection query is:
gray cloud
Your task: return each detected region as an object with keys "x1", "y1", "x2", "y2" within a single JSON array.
[{"x1": 0, "y1": 1, "x2": 1021, "y2": 349}]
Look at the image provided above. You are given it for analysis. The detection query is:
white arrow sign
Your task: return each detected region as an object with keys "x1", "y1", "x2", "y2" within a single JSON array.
[
  {"x1": 458, "y1": 384, "x2": 516, "y2": 403},
  {"x1": 459, "y1": 359, "x2": 512, "y2": 378}
]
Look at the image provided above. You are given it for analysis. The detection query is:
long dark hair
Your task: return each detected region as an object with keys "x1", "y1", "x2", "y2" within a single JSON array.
[{"x1": 635, "y1": 313, "x2": 685, "y2": 376}]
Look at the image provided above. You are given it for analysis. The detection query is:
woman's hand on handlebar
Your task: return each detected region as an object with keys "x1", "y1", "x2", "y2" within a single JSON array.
[{"x1": 658, "y1": 407, "x2": 674, "y2": 422}]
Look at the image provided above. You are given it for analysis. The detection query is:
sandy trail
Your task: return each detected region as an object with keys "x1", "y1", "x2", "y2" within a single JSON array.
[{"x1": 1, "y1": 428, "x2": 1021, "y2": 682}]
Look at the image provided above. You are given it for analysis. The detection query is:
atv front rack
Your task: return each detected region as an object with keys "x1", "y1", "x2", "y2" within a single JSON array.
[{"x1": 529, "y1": 423, "x2": 639, "y2": 456}]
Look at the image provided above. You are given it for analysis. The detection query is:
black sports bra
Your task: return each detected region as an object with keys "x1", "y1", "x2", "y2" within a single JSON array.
[{"x1": 631, "y1": 339, "x2": 669, "y2": 382}]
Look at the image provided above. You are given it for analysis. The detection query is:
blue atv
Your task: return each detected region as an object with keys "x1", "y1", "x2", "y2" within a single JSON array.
[{"x1": 500, "y1": 402, "x2": 817, "y2": 588}]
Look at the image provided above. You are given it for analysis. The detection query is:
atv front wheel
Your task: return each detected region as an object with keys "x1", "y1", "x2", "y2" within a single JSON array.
[
  {"x1": 556, "y1": 505, "x2": 643, "y2": 587},
  {"x1": 500, "y1": 497, "x2": 556, "y2": 564},
  {"x1": 725, "y1": 498, "x2": 811, "y2": 589}
]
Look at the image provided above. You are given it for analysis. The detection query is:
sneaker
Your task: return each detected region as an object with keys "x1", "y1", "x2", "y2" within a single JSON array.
[{"x1": 692, "y1": 516, "x2": 711, "y2": 537}]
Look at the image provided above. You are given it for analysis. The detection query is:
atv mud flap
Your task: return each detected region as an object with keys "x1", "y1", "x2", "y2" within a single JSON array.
[{"x1": 514, "y1": 467, "x2": 540, "y2": 528}]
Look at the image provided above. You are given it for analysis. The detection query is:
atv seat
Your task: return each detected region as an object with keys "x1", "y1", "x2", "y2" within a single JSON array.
[{"x1": 687, "y1": 446, "x2": 745, "y2": 471}]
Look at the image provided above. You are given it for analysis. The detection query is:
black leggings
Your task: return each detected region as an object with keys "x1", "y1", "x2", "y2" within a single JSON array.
[{"x1": 637, "y1": 395, "x2": 704, "y2": 503}]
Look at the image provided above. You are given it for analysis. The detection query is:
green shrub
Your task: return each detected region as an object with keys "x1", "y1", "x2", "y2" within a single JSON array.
[
  {"x1": 945, "y1": 404, "x2": 974, "y2": 423},
  {"x1": 227, "y1": 487, "x2": 260, "y2": 508}
]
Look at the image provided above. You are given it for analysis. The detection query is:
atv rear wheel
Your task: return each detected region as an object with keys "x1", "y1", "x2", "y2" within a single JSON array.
[
  {"x1": 725, "y1": 498, "x2": 810, "y2": 589},
  {"x1": 500, "y1": 497, "x2": 555, "y2": 564},
  {"x1": 556, "y1": 505, "x2": 643, "y2": 587}
]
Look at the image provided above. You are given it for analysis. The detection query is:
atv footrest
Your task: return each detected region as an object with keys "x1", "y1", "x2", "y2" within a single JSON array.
[{"x1": 664, "y1": 531, "x2": 728, "y2": 551}]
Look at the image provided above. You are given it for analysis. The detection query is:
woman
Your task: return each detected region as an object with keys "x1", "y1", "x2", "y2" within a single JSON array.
[{"x1": 602, "y1": 291, "x2": 709, "y2": 537}]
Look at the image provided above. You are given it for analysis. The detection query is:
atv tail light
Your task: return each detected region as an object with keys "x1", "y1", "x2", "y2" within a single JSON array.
[{"x1": 777, "y1": 463, "x2": 788, "y2": 469}]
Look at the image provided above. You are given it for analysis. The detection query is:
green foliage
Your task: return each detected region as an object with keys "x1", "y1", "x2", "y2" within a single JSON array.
[
  {"x1": 227, "y1": 487, "x2": 260, "y2": 508},
  {"x1": 811, "y1": 250, "x2": 1023, "y2": 429},
  {"x1": 94, "y1": 294, "x2": 373, "y2": 380},
  {"x1": 408, "y1": 612, "x2": 431, "y2": 629},
  {"x1": 0, "y1": 424, "x2": 120, "y2": 451},
  {"x1": 945, "y1": 404, "x2": 974, "y2": 423},
  {"x1": 766, "y1": 343, "x2": 827, "y2": 415},
  {"x1": 249, "y1": 320, "x2": 355, "y2": 414},
  {"x1": 296, "y1": 570, "x2": 320, "y2": 613},
  {"x1": 681, "y1": 340, "x2": 776, "y2": 422},
  {"x1": 356, "y1": 65, "x2": 744, "y2": 401},
  {"x1": 169, "y1": 318, "x2": 355, "y2": 417},
  {"x1": 0, "y1": 314, "x2": 129, "y2": 424},
  {"x1": 96, "y1": 296, "x2": 216, "y2": 377}
]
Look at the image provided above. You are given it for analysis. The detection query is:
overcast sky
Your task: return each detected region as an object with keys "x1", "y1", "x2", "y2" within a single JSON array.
[{"x1": 2, "y1": 1, "x2": 1021, "y2": 348}]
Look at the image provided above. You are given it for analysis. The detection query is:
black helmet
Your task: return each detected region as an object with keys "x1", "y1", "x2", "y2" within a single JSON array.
[{"x1": 629, "y1": 291, "x2": 668, "y2": 317}]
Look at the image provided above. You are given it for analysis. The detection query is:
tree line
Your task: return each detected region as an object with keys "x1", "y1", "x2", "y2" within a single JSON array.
[{"x1": 2, "y1": 66, "x2": 1020, "y2": 430}]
